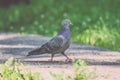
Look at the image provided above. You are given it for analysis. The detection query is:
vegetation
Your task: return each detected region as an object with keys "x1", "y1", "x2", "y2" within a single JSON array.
[
  {"x1": 51, "y1": 59, "x2": 96, "y2": 80},
  {"x1": 0, "y1": 57, "x2": 96, "y2": 80},
  {"x1": 72, "y1": 59, "x2": 96, "y2": 80},
  {"x1": 0, "y1": 57, "x2": 43, "y2": 80},
  {"x1": 0, "y1": 0, "x2": 120, "y2": 51}
]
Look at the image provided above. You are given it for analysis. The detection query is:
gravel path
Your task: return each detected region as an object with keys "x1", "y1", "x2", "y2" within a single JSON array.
[{"x1": 0, "y1": 33, "x2": 120, "y2": 80}]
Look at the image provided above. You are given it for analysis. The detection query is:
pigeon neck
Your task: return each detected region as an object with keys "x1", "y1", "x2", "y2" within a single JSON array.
[{"x1": 59, "y1": 25, "x2": 70, "y2": 39}]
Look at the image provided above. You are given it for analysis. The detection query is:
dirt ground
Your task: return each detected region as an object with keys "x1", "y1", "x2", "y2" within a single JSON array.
[{"x1": 0, "y1": 33, "x2": 120, "y2": 80}]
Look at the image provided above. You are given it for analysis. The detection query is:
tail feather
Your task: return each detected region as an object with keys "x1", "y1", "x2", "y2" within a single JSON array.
[{"x1": 27, "y1": 48, "x2": 45, "y2": 56}]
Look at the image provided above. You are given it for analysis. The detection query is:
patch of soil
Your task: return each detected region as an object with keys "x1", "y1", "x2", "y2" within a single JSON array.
[{"x1": 0, "y1": 33, "x2": 120, "y2": 80}]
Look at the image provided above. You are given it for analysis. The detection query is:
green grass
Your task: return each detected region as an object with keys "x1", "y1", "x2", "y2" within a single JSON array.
[
  {"x1": 50, "y1": 59, "x2": 96, "y2": 80},
  {"x1": 0, "y1": 0, "x2": 120, "y2": 51},
  {"x1": 0, "y1": 57, "x2": 96, "y2": 80},
  {"x1": 0, "y1": 57, "x2": 43, "y2": 80}
]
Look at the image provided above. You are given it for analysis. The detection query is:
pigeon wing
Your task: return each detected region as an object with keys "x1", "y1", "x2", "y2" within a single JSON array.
[{"x1": 40, "y1": 35, "x2": 64, "y2": 53}]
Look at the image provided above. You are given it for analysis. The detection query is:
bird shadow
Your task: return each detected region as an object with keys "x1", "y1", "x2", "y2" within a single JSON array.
[{"x1": 22, "y1": 60, "x2": 72, "y2": 67}]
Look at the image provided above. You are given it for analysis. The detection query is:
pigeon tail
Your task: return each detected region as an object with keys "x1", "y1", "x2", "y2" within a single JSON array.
[{"x1": 27, "y1": 48, "x2": 45, "y2": 56}]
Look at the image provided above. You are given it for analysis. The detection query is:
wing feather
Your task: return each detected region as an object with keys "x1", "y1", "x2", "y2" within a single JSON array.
[{"x1": 40, "y1": 36, "x2": 64, "y2": 53}]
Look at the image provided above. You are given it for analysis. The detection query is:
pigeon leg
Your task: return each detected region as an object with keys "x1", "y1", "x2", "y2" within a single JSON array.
[
  {"x1": 61, "y1": 52, "x2": 72, "y2": 62},
  {"x1": 48, "y1": 54, "x2": 55, "y2": 62}
]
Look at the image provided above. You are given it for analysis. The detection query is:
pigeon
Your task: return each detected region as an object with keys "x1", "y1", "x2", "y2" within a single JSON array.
[{"x1": 27, "y1": 19, "x2": 72, "y2": 61}]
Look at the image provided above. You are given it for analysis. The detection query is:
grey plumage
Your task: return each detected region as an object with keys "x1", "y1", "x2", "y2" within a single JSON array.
[{"x1": 27, "y1": 19, "x2": 72, "y2": 61}]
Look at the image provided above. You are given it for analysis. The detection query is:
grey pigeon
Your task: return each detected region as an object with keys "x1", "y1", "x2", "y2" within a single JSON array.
[{"x1": 27, "y1": 19, "x2": 72, "y2": 61}]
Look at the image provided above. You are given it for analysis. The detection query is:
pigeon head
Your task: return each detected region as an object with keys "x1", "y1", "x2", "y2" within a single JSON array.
[
  {"x1": 59, "y1": 19, "x2": 72, "y2": 39},
  {"x1": 61, "y1": 19, "x2": 72, "y2": 27}
]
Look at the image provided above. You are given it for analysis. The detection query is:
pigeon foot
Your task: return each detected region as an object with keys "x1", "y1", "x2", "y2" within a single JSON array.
[{"x1": 65, "y1": 58, "x2": 72, "y2": 62}]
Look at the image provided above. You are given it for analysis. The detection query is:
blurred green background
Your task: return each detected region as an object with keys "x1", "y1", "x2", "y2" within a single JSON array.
[{"x1": 0, "y1": 0, "x2": 120, "y2": 51}]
